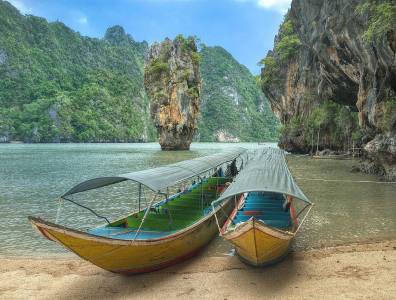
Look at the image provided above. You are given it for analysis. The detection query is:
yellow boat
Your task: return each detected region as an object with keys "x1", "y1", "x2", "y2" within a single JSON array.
[
  {"x1": 29, "y1": 148, "x2": 246, "y2": 274},
  {"x1": 212, "y1": 148, "x2": 313, "y2": 266}
]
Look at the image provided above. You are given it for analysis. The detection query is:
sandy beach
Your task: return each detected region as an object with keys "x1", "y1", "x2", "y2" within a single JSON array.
[{"x1": 0, "y1": 240, "x2": 395, "y2": 300}]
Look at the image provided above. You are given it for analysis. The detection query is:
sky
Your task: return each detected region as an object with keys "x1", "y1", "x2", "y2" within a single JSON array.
[{"x1": 7, "y1": 0, "x2": 291, "y2": 74}]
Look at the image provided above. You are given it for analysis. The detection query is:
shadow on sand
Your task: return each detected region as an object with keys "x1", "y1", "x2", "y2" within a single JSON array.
[{"x1": 49, "y1": 249, "x2": 301, "y2": 299}]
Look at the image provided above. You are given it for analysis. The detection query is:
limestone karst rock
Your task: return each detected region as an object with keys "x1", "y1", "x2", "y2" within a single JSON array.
[
  {"x1": 144, "y1": 36, "x2": 201, "y2": 150},
  {"x1": 261, "y1": 0, "x2": 396, "y2": 179}
]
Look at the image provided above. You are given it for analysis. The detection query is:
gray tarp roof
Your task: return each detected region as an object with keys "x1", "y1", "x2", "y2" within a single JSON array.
[
  {"x1": 62, "y1": 147, "x2": 247, "y2": 197},
  {"x1": 213, "y1": 147, "x2": 311, "y2": 204}
]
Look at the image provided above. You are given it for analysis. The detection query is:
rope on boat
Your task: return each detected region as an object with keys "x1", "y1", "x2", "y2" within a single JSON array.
[{"x1": 296, "y1": 178, "x2": 396, "y2": 184}]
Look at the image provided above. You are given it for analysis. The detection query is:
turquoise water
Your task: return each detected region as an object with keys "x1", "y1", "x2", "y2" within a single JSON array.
[
  {"x1": 289, "y1": 155, "x2": 396, "y2": 250},
  {"x1": 0, "y1": 143, "x2": 395, "y2": 256}
]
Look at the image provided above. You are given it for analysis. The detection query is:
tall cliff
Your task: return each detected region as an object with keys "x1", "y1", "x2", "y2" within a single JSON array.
[
  {"x1": 199, "y1": 46, "x2": 279, "y2": 142},
  {"x1": 144, "y1": 36, "x2": 201, "y2": 150},
  {"x1": 261, "y1": 0, "x2": 396, "y2": 180}
]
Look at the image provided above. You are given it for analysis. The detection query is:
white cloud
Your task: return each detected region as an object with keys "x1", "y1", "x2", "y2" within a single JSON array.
[
  {"x1": 8, "y1": 0, "x2": 32, "y2": 14},
  {"x1": 234, "y1": 0, "x2": 291, "y2": 14},
  {"x1": 257, "y1": 0, "x2": 291, "y2": 13},
  {"x1": 77, "y1": 16, "x2": 88, "y2": 25}
]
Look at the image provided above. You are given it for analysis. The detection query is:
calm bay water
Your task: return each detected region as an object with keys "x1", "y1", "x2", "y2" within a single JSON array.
[{"x1": 0, "y1": 143, "x2": 395, "y2": 257}]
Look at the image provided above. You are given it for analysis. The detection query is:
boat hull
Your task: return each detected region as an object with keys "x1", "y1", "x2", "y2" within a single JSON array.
[
  {"x1": 29, "y1": 198, "x2": 233, "y2": 274},
  {"x1": 223, "y1": 218, "x2": 294, "y2": 266}
]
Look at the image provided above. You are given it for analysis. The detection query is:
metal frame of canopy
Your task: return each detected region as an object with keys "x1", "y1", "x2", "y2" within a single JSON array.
[
  {"x1": 211, "y1": 147, "x2": 313, "y2": 235},
  {"x1": 62, "y1": 147, "x2": 247, "y2": 196},
  {"x1": 57, "y1": 147, "x2": 247, "y2": 239}
]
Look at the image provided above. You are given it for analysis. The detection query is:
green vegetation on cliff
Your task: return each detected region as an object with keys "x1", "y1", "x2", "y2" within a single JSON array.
[
  {"x1": 281, "y1": 101, "x2": 363, "y2": 152},
  {"x1": 259, "y1": 17, "x2": 301, "y2": 93},
  {"x1": 0, "y1": 1, "x2": 279, "y2": 143},
  {"x1": 199, "y1": 46, "x2": 279, "y2": 142},
  {"x1": 0, "y1": 1, "x2": 155, "y2": 142},
  {"x1": 381, "y1": 98, "x2": 396, "y2": 133},
  {"x1": 356, "y1": 0, "x2": 396, "y2": 42},
  {"x1": 273, "y1": 20, "x2": 301, "y2": 62}
]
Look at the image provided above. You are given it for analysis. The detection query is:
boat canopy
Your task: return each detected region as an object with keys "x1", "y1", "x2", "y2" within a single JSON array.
[
  {"x1": 213, "y1": 147, "x2": 311, "y2": 204},
  {"x1": 62, "y1": 147, "x2": 247, "y2": 197}
]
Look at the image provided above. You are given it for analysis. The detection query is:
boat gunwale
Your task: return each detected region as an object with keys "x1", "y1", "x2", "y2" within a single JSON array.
[
  {"x1": 28, "y1": 196, "x2": 233, "y2": 246},
  {"x1": 214, "y1": 188, "x2": 312, "y2": 205},
  {"x1": 222, "y1": 217, "x2": 294, "y2": 241}
]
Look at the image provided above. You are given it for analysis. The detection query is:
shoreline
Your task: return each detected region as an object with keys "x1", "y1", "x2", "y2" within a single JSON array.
[
  {"x1": 0, "y1": 141, "x2": 278, "y2": 144},
  {"x1": 2, "y1": 235, "x2": 395, "y2": 259},
  {"x1": 1, "y1": 240, "x2": 395, "y2": 299},
  {"x1": 2, "y1": 235, "x2": 395, "y2": 260}
]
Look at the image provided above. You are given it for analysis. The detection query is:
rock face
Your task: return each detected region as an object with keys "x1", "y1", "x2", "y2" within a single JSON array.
[
  {"x1": 199, "y1": 46, "x2": 279, "y2": 142},
  {"x1": 261, "y1": 0, "x2": 396, "y2": 179},
  {"x1": 214, "y1": 130, "x2": 240, "y2": 143},
  {"x1": 144, "y1": 36, "x2": 201, "y2": 150}
]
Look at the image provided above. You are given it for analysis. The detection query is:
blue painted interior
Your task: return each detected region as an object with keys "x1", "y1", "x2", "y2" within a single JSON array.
[
  {"x1": 88, "y1": 226, "x2": 176, "y2": 240},
  {"x1": 233, "y1": 192, "x2": 291, "y2": 229}
]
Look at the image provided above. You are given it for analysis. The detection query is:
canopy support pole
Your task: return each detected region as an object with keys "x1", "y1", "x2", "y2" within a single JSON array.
[
  {"x1": 293, "y1": 203, "x2": 314, "y2": 236},
  {"x1": 212, "y1": 198, "x2": 236, "y2": 234},
  {"x1": 133, "y1": 193, "x2": 158, "y2": 241},
  {"x1": 216, "y1": 175, "x2": 219, "y2": 198},
  {"x1": 138, "y1": 183, "x2": 142, "y2": 211},
  {"x1": 296, "y1": 202, "x2": 311, "y2": 219},
  {"x1": 218, "y1": 202, "x2": 235, "y2": 225},
  {"x1": 200, "y1": 176, "x2": 204, "y2": 214},
  {"x1": 55, "y1": 198, "x2": 63, "y2": 223},
  {"x1": 212, "y1": 204, "x2": 221, "y2": 232}
]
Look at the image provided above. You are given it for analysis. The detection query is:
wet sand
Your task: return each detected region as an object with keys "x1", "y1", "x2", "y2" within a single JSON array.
[{"x1": 0, "y1": 240, "x2": 395, "y2": 300}]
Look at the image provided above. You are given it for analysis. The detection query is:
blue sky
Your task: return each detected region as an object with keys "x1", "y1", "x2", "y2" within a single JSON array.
[{"x1": 8, "y1": 0, "x2": 291, "y2": 74}]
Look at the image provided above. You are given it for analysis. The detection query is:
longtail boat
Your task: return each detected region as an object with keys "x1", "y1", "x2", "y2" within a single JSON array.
[
  {"x1": 29, "y1": 148, "x2": 246, "y2": 274},
  {"x1": 212, "y1": 148, "x2": 313, "y2": 266}
]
